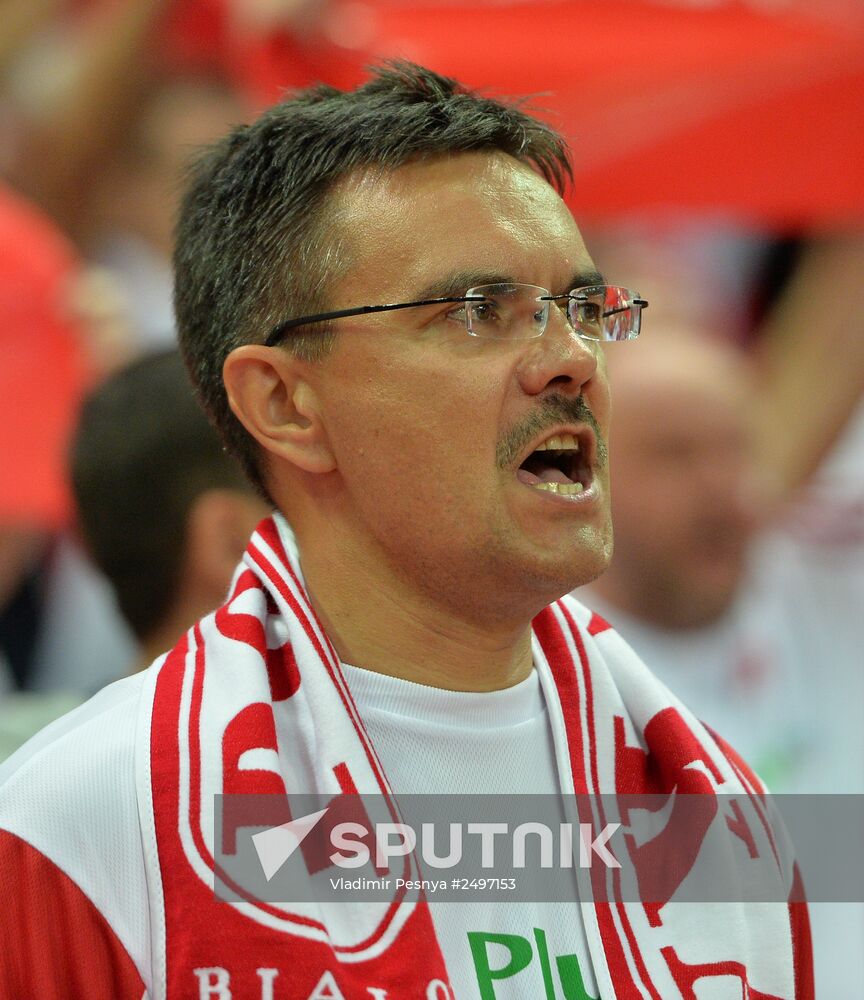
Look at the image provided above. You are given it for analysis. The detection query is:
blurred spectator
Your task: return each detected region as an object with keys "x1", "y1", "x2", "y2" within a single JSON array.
[
  {"x1": 0, "y1": 0, "x2": 357, "y2": 239},
  {"x1": 86, "y1": 74, "x2": 246, "y2": 349},
  {"x1": 583, "y1": 329, "x2": 828, "y2": 786},
  {"x1": 1, "y1": 0, "x2": 170, "y2": 238},
  {"x1": 0, "y1": 182, "x2": 94, "y2": 690},
  {"x1": 577, "y1": 233, "x2": 864, "y2": 996},
  {"x1": 578, "y1": 233, "x2": 864, "y2": 791},
  {"x1": 1, "y1": 6, "x2": 252, "y2": 704},
  {"x1": 33, "y1": 351, "x2": 270, "y2": 691}
]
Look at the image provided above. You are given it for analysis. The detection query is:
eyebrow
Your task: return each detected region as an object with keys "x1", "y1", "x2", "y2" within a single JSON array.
[
  {"x1": 564, "y1": 269, "x2": 606, "y2": 293},
  {"x1": 412, "y1": 268, "x2": 607, "y2": 301},
  {"x1": 412, "y1": 271, "x2": 514, "y2": 301}
]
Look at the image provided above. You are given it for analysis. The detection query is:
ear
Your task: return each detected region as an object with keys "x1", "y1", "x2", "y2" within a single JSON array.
[
  {"x1": 223, "y1": 345, "x2": 336, "y2": 474},
  {"x1": 184, "y1": 489, "x2": 272, "y2": 604}
]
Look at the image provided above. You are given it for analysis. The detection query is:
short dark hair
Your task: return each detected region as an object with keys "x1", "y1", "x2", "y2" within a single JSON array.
[
  {"x1": 70, "y1": 350, "x2": 255, "y2": 641},
  {"x1": 174, "y1": 61, "x2": 572, "y2": 498}
]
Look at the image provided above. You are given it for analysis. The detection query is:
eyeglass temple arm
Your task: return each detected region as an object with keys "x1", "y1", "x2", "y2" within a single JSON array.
[
  {"x1": 266, "y1": 295, "x2": 484, "y2": 345},
  {"x1": 602, "y1": 300, "x2": 648, "y2": 317}
]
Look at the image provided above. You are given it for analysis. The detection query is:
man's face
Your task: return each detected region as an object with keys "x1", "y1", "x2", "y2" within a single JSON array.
[
  {"x1": 601, "y1": 336, "x2": 760, "y2": 629},
  {"x1": 302, "y1": 152, "x2": 613, "y2": 621}
]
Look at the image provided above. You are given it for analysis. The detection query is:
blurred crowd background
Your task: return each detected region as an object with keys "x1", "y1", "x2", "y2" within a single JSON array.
[{"x1": 1, "y1": 0, "x2": 863, "y2": 992}]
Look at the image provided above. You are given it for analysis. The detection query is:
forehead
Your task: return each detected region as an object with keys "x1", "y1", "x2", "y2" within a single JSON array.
[{"x1": 328, "y1": 152, "x2": 592, "y2": 299}]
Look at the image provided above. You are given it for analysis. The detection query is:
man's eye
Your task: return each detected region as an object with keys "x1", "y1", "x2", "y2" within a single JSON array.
[
  {"x1": 469, "y1": 301, "x2": 499, "y2": 323},
  {"x1": 575, "y1": 302, "x2": 601, "y2": 323}
]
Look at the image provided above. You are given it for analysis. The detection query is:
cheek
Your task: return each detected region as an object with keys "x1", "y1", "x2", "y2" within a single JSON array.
[
  {"x1": 592, "y1": 351, "x2": 612, "y2": 418},
  {"x1": 326, "y1": 369, "x2": 493, "y2": 504}
]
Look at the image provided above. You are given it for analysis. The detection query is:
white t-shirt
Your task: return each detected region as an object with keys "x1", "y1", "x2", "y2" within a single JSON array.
[{"x1": 342, "y1": 664, "x2": 601, "y2": 1000}]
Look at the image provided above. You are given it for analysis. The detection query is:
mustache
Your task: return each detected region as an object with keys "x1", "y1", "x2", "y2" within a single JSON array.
[{"x1": 496, "y1": 394, "x2": 607, "y2": 470}]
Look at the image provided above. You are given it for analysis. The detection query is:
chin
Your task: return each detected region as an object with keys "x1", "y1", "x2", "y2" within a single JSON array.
[
  {"x1": 540, "y1": 534, "x2": 614, "y2": 604},
  {"x1": 573, "y1": 546, "x2": 614, "y2": 591}
]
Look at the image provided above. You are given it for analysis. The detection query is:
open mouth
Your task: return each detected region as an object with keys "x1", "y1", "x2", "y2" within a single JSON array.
[{"x1": 516, "y1": 432, "x2": 593, "y2": 497}]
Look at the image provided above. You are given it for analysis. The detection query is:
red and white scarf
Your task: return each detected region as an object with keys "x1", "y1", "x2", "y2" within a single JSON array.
[{"x1": 139, "y1": 514, "x2": 813, "y2": 999}]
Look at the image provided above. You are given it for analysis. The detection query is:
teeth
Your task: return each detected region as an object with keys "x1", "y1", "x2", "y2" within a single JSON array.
[
  {"x1": 534, "y1": 482, "x2": 585, "y2": 495},
  {"x1": 535, "y1": 433, "x2": 579, "y2": 452}
]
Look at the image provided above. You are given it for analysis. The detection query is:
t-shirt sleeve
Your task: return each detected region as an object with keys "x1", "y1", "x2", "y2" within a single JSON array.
[{"x1": 0, "y1": 830, "x2": 147, "y2": 999}]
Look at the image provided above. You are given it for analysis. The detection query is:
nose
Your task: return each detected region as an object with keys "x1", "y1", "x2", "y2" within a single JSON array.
[{"x1": 516, "y1": 303, "x2": 600, "y2": 397}]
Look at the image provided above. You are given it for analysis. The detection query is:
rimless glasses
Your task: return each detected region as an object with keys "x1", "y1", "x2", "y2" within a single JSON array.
[{"x1": 265, "y1": 283, "x2": 647, "y2": 346}]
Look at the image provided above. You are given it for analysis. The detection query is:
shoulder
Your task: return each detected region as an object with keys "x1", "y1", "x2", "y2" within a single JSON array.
[
  {"x1": 0, "y1": 669, "x2": 147, "y2": 802},
  {"x1": 0, "y1": 670, "x2": 154, "y2": 994}
]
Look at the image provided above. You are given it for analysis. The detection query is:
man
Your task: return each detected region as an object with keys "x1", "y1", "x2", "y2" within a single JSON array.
[
  {"x1": 90, "y1": 76, "x2": 247, "y2": 351},
  {"x1": 0, "y1": 64, "x2": 811, "y2": 998},
  {"x1": 0, "y1": 350, "x2": 269, "y2": 749},
  {"x1": 579, "y1": 327, "x2": 864, "y2": 995},
  {"x1": 578, "y1": 284, "x2": 864, "y2": 795},
  {"x1": 70, "y1": 349, "x2": 271, "y2": 673},
  {"x1": 581, "y1": 332, "x2": 801, "y2": 770},
  {"x1": 0, "y1": 182, "x2": 93, "y2": 691}
]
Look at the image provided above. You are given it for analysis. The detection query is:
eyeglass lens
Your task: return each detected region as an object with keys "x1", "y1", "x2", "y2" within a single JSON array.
[{"x1": 464, "y1": 284, "x2": 642, "y2": 341}]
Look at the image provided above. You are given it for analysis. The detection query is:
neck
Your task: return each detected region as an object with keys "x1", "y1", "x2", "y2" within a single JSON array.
[
  {"x1": 135, "y1": 614, "x2": 193, "y2": 673},
  {"x1": 296, "y1": 529, "x2": 534, "y2": 693},
  {"x1": 135, "y1": 592, "x2": 224, "y2": 673}
]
